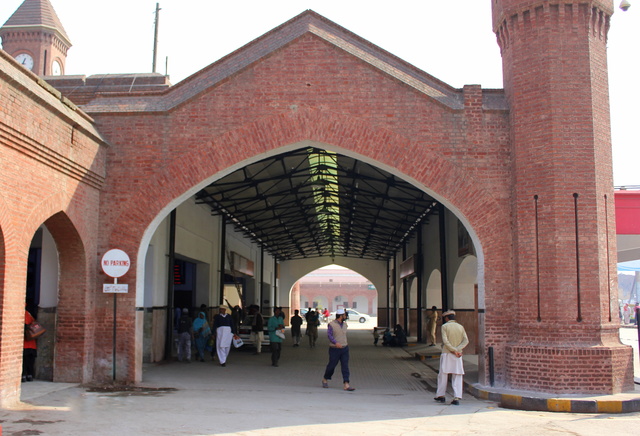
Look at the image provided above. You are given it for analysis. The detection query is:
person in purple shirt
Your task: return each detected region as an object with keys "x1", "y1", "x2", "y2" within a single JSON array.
[{"x1": 321, "y1": 308, "x2": 355, "y2": 391}]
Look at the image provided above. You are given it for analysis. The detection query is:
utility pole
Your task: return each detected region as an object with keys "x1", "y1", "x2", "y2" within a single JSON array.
[{"x1": 152, "y1": 3, "x2": 161, "y2": 73}]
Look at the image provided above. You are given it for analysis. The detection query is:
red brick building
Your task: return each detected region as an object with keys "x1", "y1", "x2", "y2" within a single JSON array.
[
  {"x1": 292, "y1": 267, "x2": 377, "y2": 315},
  {"x1": 0, "y1": 0, "x2": 634, "y2": 405}
]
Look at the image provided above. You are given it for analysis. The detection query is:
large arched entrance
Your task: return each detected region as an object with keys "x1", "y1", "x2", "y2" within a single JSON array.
[{"x1": 130, "y1": 141, "x2": 491, "y2": 386}]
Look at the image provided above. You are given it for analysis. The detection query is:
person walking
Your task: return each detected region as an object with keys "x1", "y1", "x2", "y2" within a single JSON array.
[
  {"x1": 434, "y1": 310, "x2": 469, "y2": 405},
  {"x1": 213, "y1": 305, "x2": 238, "y2": 367},
  {"x1": 192, "y1": 312, "x2": 211, "y2": 362},
  {"x1": 249, "y1": 305, "x2": 265, "y2": 354},
  {"x1": 426, "y1": 306, "x2": 439, "y2": 346},
  {"x1": 321, "y1": 308, "x2": 355, "y2": 391},
  {"x1": 268, "y1": 307, "x2": 285, "y2": 367},
  {"x1": 176, "y1": 308, "x2": 193, "y2": 363},
  {"x1": 305, "y1": 308, "x2": 319, "y2": 348},
  {"x1": 372, "y1": 327, "x2": 380, "y2": 346},
  {"x1": 290, "y1": 309, "x2": 303, "y2": 347}
]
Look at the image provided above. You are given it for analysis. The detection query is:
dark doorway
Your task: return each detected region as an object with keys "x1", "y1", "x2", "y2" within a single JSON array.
[
  {"x1": 173, "y1": 258, "x2": 196, "y2": 310},
  {"x1": 26, "y1": 229, "x2": 43, "y2": 316}
]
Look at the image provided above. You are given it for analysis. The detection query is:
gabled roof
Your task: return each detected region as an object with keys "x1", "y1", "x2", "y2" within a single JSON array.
[
  {"x1": 1, "y1": 0, "x2": 71, "y2": 47},
  {"x1": 81, "y1": 10, "x2": 505, "y2": 114}
]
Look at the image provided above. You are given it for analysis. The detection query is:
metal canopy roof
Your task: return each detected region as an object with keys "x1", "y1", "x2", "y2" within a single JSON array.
[{"x1": 196, "y1": 148, "x2": 439, "y2": 261}]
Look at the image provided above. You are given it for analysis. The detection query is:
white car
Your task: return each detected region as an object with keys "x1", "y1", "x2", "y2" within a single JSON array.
[
  {"x1": 237, "y1": 315, "x2": 271, "y2": 346},
  {"x1": 330, "y1": 309, "x2": 370, "y2": 323}
]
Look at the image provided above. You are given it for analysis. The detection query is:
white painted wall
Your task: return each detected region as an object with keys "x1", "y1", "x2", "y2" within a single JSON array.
[
  {"x1": 144, "y1": 199, "x2": 220, "y2": 307},
  {"x1": 143, "y1": 197, "x2": 279, "y2": 310},
  {"x1": 40, "y1": 226, "x2": 59, "y2": 308},
  {"x1": 389, "y1": 209, "x2": 479, "y2": 312},
  {"x1": 453, "y1": 255, "x2": 478, "y2": 309},
  {"x1": 146, "y1": 219, "x2": 169, "y2": 306},
  {"x1": 426, "y1": 269, "x2": 442, "y2": 309}
]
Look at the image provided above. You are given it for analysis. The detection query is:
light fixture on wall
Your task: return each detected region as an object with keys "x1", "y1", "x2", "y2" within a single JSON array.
[{"x1": 620, "y1": 0, "x2": 631, "y2": 11}]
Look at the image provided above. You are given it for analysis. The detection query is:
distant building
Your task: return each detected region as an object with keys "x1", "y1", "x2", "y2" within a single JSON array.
[{"x1": 296, "y1": 267, "x2": 376, "y2": 314}]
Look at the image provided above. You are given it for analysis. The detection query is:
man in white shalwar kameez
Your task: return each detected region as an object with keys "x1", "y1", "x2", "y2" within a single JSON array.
[
  {"x1": 434, "y1": 310, "x2": 469, "y2": 405},
  {"x1": 213, "y1": 305, "x2": 237, "y2": 366}
]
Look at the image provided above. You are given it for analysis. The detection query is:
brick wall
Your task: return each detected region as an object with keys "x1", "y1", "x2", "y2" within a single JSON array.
[{"x1": 0, "y1": 49, "x2": 106, "y2": 405}]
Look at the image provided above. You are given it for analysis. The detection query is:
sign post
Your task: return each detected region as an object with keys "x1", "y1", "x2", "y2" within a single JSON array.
[{"x1": 101, "y1": 249, "x2": 130, "y2": 382}]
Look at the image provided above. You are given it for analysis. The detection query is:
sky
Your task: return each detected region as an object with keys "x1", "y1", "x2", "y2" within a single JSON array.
[{"x1": 1, "y1": 0, "x2": 638, "y2": 186}]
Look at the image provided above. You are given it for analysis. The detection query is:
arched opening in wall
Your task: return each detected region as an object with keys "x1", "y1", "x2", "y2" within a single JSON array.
[
  {"x1": 20, "y1": 213, "x2": 86, "y2": 386},
  {"x1": 426, "y1": 270, "x2": 442, "y2": 309},
  {"x1": 135, "y1": 144, "x2": 484, "y2": 378},
  {"x1": 22, "y1": 225, "x2": 59, "y2": 383},
  {"x1": 290, "y1": 265, "x2": 377, "y2": 329}
]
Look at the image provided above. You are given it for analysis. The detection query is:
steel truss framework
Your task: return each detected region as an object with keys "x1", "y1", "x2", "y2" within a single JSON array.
[{"x1": 196, "y1": 147, "x2": 439, "y2": 261}]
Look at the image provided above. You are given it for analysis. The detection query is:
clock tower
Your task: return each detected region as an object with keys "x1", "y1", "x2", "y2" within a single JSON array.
[{"x1": 0, "y1": 0, "x2": 72, "y2": 76}]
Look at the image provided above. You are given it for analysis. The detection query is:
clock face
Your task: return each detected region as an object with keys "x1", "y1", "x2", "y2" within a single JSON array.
[
  {"x1": 52, "y1": 60, "x2": 62, "y2": 76},
  {"x1": 15, "y1": 53, "x2": 34, "y2": 71}
]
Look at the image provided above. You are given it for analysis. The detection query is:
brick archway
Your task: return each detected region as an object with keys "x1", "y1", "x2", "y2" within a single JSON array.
[
  {"x1": 42, "y1": 212, "x2": 92, "y2": 383},
  {"x1": 111, "y1": 108, "x2": 509, "y2": 251},
  {"x1": 17, "y1": 190, "x2": 96, "y2": 383},
  {"x1": 0, "y1": 191, "x2": 97, "y2": 401},
  {"x1": 102, "y1": 108, "x2": 511, "y2": 383}
]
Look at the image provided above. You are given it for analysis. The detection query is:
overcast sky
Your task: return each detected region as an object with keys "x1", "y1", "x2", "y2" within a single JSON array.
[{"x1": 1, "y1": 0, "x2": 638, "y2": 185}]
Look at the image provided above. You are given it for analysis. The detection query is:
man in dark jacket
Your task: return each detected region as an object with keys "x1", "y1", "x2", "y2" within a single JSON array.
[
  {"x1": 250, "y1": 305, "x2": 265, "y2": 354},
  {"x1": 177, "y1": 308, "x2": 193, "y2": 362}
]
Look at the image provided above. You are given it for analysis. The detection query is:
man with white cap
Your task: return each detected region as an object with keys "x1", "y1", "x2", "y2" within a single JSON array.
[
  {"x1": 434, "y1": 310, "x2": 469, "y2": 405},
  {"x1": 321, "y1": 308, "x2": 355, "y2": 391},
  {"x1": 213, "y1": 305, "x2": 238, "y2": 367}
]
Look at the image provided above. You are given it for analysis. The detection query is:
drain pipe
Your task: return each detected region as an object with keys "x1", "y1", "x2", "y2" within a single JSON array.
[
  {"x1": 637, "y1": 307, "x2": 640, "y2": 371},
  {"x1": 164, "y1": 209, "x2": 176, "y2": 361},
  {"x1": 488, "y1": 346, "x2": 495, "y2": 387}
]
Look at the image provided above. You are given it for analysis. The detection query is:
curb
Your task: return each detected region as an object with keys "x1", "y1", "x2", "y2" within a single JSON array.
[{"x1": 466, "y1": 383, "x2": 640, "y2": 414}]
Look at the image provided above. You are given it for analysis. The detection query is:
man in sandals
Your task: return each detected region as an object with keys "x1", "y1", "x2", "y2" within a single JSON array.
[
  {"x1": 434, "y1": 310, "x2": 469, "y2": 405},
  {"x1": 321, "y1": 308, "x2": 355, "y2": 391}
]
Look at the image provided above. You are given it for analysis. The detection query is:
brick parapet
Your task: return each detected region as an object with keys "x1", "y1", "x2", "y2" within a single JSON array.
[
  {"x1": 492, "y1": 1, "x2": 614, "y2": 38},
  {"x1": 45, "y1": 73, "x2": 172, "y2": 106}
]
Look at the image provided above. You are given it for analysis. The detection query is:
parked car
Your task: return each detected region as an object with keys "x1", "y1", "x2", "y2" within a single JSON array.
[
  {"x1": 237, "y1": 315, "x2": 271, "y2": 347},
  {"x1": 330, "y1": 309, "x2": 370, "y2": 323},
  {"x1": 300, "y1": 308, "x2": 327, "y2": 323}
]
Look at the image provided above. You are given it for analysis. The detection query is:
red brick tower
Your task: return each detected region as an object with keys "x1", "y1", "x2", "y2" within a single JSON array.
[
  {"x1": 493, "y1": 0, "x2": 633, "y2": 393},
  {"x1": 0, "y1": 0, "x2": 71, "y2": 76}
]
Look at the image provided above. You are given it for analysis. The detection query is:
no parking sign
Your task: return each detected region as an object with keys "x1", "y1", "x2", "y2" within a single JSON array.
[{"x1": 102, "y1": 249, "x2": 130, "y2": 293}]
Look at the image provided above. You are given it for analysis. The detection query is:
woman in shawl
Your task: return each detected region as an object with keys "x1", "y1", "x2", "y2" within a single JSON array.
[{"x1": 192, "y1": 312, "x2": 211, "y2": 362}]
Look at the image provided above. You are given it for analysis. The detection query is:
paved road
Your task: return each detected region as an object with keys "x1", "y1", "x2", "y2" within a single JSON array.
[
  {"x1": 620, "y1": 326, "x2": 640, "y2": 379},
  {"x1": 2, "y1": 327, "x2": 639, "y2": 435}
]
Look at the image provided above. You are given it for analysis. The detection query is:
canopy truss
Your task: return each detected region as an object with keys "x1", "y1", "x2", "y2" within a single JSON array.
[{"x1": 196, "y1": 147, "x2": 439, "y2": 261}]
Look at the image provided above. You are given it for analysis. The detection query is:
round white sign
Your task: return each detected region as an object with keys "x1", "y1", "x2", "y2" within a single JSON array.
[{"x1": 101, "y1": 249, "x2": 131, "y2": 278}]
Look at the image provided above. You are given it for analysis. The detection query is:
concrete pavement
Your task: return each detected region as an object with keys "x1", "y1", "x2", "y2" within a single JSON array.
[{"x1": 1, "y1": 327, "x2": 639, "y2": 435}]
